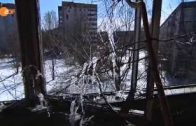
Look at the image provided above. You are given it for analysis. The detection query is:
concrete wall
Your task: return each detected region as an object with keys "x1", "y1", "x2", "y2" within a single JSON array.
[
  {"x1": 58, "y1": 2, "x2": 97, "y2": 42},
  {"x1": 159, "y1": 1, "x2": 196, "y2": 82}
]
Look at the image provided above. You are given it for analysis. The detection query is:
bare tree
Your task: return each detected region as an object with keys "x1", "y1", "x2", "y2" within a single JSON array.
[{"x1": 42, "y1": 10, "x2": 58, "y2": 80}]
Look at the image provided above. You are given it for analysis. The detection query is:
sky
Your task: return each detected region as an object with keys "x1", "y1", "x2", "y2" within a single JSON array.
[
  {"x1": 0, "y1": 0, "x2": 98, "y2": 18},
  {"x1": 0, "y1": 0, "x2": 195, "y2": 25},
  {"x1": 39, "y1": 0, "x2": 95, "y2": 17}
]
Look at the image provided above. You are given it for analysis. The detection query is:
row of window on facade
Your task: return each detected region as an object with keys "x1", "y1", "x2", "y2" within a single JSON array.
[
  {"x1": 64, "y1": 8, "x2": 96, "y2": 13},
  {"x1": 64, "y1": 14, "x2": 97, "y2": 21}
]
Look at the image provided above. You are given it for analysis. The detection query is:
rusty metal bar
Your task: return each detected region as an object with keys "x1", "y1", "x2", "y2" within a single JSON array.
[
  {"x1": 120, "y1": 0, "x2": 142, "y2": 114},
  {"x1": 130, "y1": 0, "x2": 141, "y2": 101}
]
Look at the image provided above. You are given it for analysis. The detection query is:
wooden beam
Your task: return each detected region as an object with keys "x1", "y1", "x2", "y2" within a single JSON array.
[
  {"x1": 139, "y1": 1, "x2": 173, "y2": 126},
  {"x1": 123, "y1": 1, "x2": 173, "y2": 125},
  {"x1": 146, "y1": 0, "x2": 162, "y2": 123},
  {"x1": 15, "y1": 0, "x2": 46, "y2": 103}
]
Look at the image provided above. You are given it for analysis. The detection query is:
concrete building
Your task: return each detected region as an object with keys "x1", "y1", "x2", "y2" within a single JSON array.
[
  {"x1": 113, "y1": 31, "x2": 135, "y2": 48},
  {"x1": 0, "y1": 3, "x2": 18, "y2": 55},
  {"x1": 159, "y1": 1, "x2": 196, "y2": 82},
  {"x1": 58, "y1": 2, "x2": 97, "y2": 42},
  {"x1": 113, "y1": 31, "x2": 146, "y2": 49}
]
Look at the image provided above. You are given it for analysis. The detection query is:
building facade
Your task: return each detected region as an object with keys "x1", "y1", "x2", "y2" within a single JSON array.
[
  {"x1": 159, "y1": 1, "x2": 196, "y2": 83},
  {"x1": 58, "y1": 2, "x2": 97, "y2": 64},
  {"x1": 58, "y1": 2, "x2": 97, "y2": 42},
  {"x1": 113, "y1": 31, "x2": 135, "y2": 47}
]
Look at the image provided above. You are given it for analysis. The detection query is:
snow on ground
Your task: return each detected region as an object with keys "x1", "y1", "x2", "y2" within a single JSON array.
[
  {"x1": 0, "y1": 58, "x2": 23, "y2": 101},
  {"x1": 0, "y1": 51, "x2": 194, "y2": 101},
  {"x1": 44, "y1": 59, "x2": 76, "y2": 92},
  {"x1": 120, "y1": 51, "x2": 147, "y2": 94},
  {"x1": 0, "y1": 52, "x2": 153, "y2": 101},
  {"x1": 0, "y1": 58, "x2": 103, "y2": 101},
  {"x1": 0, "y1": 58, "x2": 76, "y2": 101},
  {"x1": 137, "y1": 51, "x2": 148, "y2": 93}
]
